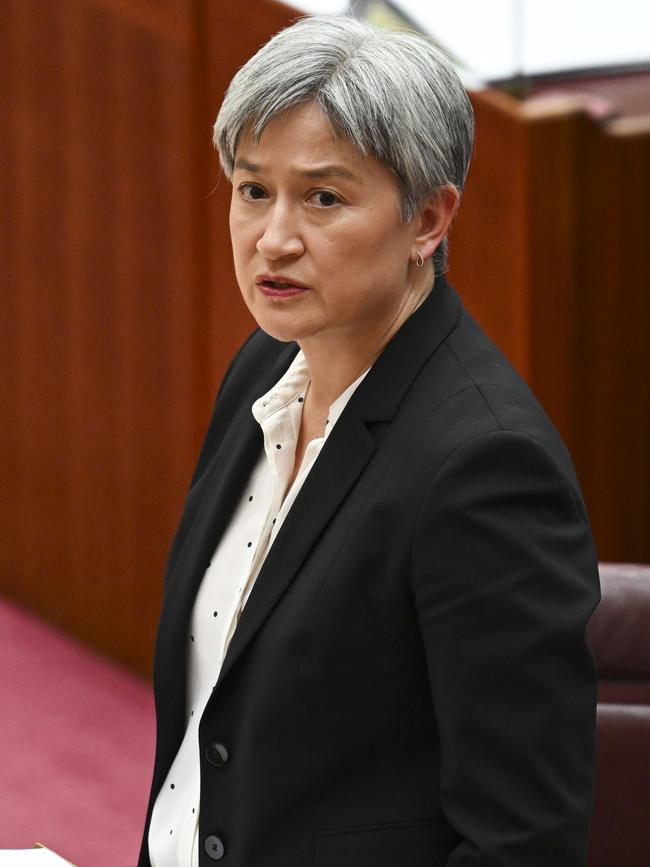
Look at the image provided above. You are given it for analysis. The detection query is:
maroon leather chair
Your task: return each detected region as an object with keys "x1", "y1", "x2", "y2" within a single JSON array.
[{"x1": 587, "y1": 563, "x2": 650, "y2": 867}]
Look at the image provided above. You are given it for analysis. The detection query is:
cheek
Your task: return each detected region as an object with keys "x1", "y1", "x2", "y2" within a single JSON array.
[
  {"x1": 229, "y1": 201, "x2": 258, "y2": 245},
  {"x1": 338, "y1": 208, "x2": 406, "y2": 257},
  {"x1": 339, "y1": 226, "x2": 407, "y2": 284},
  {"x1": 317, "y1": 220, "x2": 387, "y2": 265},
  {"x1": 230, "y1": 221, "x2": 258, "y2": 268}
]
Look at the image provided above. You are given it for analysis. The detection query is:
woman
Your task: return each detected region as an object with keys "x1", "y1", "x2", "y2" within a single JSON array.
[{"x1": 140, "y1": 15, "x2": 599, "y2": 867}]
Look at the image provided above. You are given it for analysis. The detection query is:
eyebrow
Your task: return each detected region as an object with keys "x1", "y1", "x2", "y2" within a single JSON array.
[{"x1": 233, "y1": 159, "x2": 361, "y2": 183}]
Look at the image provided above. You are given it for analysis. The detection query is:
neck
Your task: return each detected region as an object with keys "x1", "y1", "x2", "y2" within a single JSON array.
[{"x1": 298, "y1": 271, "x2": 433, "y2": 410}]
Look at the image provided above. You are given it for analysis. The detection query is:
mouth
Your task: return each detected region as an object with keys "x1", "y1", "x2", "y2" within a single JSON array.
[{"x1": 256, "y1": 274, "x2": 311, "y2": 298}]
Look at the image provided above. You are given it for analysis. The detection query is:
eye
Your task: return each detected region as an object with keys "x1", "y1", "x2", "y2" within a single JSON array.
[
  {"x1": 309, "y1": 190, "x2": 341, "y2": 208},
  {"x1": 238, "y1": 183, "x2": 267, "y2": 201}
]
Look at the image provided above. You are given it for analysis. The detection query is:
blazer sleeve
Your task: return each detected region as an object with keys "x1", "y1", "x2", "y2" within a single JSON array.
[{"x1": 411, "y1": 430, "x2": 600, "y2": 867}]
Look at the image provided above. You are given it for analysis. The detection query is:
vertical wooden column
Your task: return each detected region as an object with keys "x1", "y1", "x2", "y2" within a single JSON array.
[{"x1": 568, "y1": 119, "x2": 650, "y2": 561}]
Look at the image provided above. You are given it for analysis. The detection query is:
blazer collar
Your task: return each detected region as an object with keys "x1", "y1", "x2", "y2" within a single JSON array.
[
  {"x1": 152, "y1": 343, "x2": 297, "y2": 742},
  {"x1": 354, "y1": 273, "x2": 461, "y2": 422}
]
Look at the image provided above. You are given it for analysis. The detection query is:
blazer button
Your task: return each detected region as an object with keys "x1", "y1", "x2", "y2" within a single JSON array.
[
  {"x1": 204, "y1": 834, "x2": 225, "y2": 860},
  {"x1": 206, "y1": 741, "x2": 229, "y2": 766}
]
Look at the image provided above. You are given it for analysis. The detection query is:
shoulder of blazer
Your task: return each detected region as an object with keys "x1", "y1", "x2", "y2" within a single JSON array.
[{"x1": 189, "y1": 329, "x2": 299, "y2": 489}]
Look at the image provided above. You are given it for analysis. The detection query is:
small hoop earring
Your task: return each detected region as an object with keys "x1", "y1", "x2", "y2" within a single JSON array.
[{"x1": 415, "y1": 250, "x2": 424, "y2": 268}]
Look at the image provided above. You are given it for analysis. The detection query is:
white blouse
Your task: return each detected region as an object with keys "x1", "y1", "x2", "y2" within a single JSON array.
[{"x1": 148, "y1": 350, "x2": 369, "y2": 867}]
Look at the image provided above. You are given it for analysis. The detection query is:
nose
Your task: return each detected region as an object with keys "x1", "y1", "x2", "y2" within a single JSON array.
[{"x1": 256, "y1": 203, "x2": 304, "y2": 260}]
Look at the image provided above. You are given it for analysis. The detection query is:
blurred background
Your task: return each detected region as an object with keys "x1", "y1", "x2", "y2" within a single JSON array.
[{"x1": 1, "y1": 1, "x2": 649, "y2": 864}]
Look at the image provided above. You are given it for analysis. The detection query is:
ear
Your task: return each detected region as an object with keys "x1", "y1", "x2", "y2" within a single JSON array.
[{"x1": 412, "y1": 185, "x2": 461, "y2": 264}]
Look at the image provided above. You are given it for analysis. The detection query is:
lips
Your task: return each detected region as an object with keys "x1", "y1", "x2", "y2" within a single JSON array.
[
  {"x1": 256, "y1": 274, "x2": 311, "y2": 297},
  {"x1": 257, "y1": 273, "x2": 311, "y2": 288}
]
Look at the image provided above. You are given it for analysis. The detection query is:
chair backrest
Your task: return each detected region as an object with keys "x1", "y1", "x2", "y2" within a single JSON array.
[{"x1": 586, "y1": 563, "x2": 650, "y2": 867}]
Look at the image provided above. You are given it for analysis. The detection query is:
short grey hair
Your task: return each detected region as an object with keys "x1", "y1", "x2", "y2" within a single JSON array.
[{"x1": 214, "y1": 15, "x2": 475, "y2": 273}]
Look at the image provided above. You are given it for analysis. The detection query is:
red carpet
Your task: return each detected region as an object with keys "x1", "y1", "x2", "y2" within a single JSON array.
[{"x1": 0, "y1": 599, "x2": 155, "y2": 866}]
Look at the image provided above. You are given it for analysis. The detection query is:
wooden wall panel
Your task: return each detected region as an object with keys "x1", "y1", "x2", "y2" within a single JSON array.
[
  {"x1": 1, "y1": 0, "x2": 202, "y2": 674},
  {"x1": 570, "y1": 122, "x2": 650, "y2": 561},
  {"x1": 525, "y1": 111, "x2": 650, "y2": 562},
  {"x1": 451, "y1": 90, "x2": 532, "y2": 378},
  {"x1": 452, "y1": 91, "x2": 650, "y2": 562}
]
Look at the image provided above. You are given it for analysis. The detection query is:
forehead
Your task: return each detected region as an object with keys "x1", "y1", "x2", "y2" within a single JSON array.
[
  {"x1": 233, "y1": 102, "x2": 402, "y2": 201},
  {"x1": 235, "y1": 102, "x2": 363, "y2": 168}
]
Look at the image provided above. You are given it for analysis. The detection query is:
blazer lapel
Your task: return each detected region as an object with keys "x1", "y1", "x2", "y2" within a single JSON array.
[
  {"x1": 153, "y1": 342, "x2": 299, "y2": 713},
  {"x1": 214, "y1": 275, "x2": 462, "y2": 690},
  {"x1": 216, "y1": 409, "x2": 376, "y2": 688}
]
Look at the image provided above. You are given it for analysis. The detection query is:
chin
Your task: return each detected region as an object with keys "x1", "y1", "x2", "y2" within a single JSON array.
[
  {"x1": 257, "y1": 325, "x2": 301, "y2": 344},
  {"x1": 252, "y1": 314, "x2": 304, "y2": 344},
  {"x1": 249, "y1": 305, "x2": 317, "y2": 345}
]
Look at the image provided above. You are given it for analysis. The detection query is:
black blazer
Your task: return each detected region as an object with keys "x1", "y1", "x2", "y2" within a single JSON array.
[{"x1": 139, "y1": 276, "x2": 599, "y2": 867}]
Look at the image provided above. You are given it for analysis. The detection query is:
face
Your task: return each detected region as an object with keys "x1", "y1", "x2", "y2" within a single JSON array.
[{"x1": 229, "y1": 102, "x2": 429, "y2": 352}]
